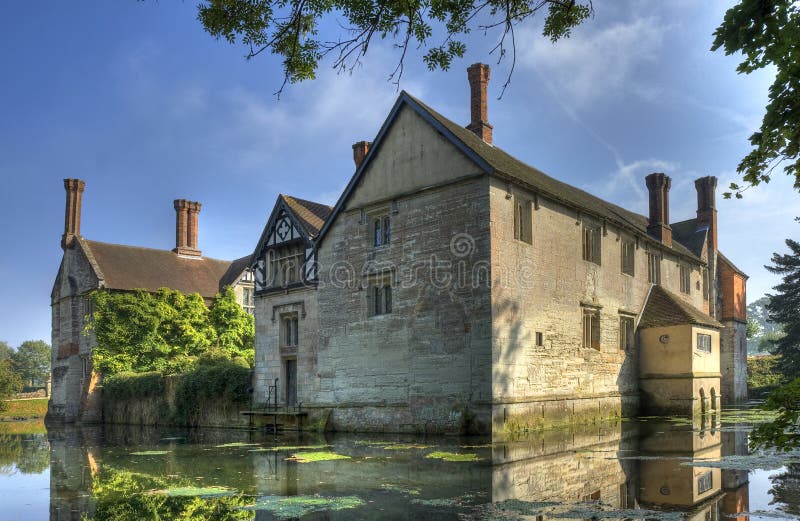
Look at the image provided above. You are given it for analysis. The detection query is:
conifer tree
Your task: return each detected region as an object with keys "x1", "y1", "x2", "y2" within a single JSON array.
[{"x1": 766, "y1": 238, "x2": 800, "y2": 377}]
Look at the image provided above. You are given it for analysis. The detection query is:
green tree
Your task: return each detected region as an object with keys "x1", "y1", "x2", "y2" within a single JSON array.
[
  {"x1": 750, "y1": 377, "x2": 800, "y2": 450},
  {"x1": 0, "y1": 341, "x2": 13, "y2": 361},
  {"x1": 764, "y1": 238, "x2": 800, "y2": 378},
  {"x1": 0, "y1": 360, "x2": 22, "y2": 413},
  {"x1": 209, "y1": 287, "x2": 255, "y2": 364},
  {"x1": 11, "y1": 341, "x2": 50, "y2": 388},
  {"x1": 759, "y1": 328, "x2": 787, "y2": 353},
  {"x1": 88, "y1": 287, "x2": 255, "y2": 375},
  {"x1": 196, "y1": 0, "x2": 592, "y2": 92},
  {"x1": 746, "y1": 317, "x2": 761, "y2": 339},
  {"x1": 711, "y1": 0, "x2": 800, "y2": 197}
]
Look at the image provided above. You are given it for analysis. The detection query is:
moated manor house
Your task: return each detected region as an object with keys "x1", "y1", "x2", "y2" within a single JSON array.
[{"x1": 50, "y1": 64, "x2": 748, "y2": 434}]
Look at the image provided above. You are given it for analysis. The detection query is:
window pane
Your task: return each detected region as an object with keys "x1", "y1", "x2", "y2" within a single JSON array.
[
  {"x1": 374, "y1": 219, "x2": 382, "y2": 247},
  {"x1": 292, "y1": 318, "x2": 299, "y2": 346},
  {"x1": 374, "y1": 286, "x2": 381, "y2": 315},
  {"x1": 383, "y1": 216, "x2": 391, "y2": 244},
  {"x1": 384, "y1": 285, "x2": 392, "y2": 313}
]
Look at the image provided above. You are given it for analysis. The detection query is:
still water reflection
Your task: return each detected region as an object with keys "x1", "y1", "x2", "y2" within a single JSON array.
[{"x1": 1, "y1": 406, "x2": 798, "y2": 520}]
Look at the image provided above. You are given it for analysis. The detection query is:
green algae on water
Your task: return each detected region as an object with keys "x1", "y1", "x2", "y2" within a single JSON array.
[
  {"x1": 288, "y1": 451, "x2": 351, "y2": 463},
  {"x1": 147, "y1": 486, "x2": 235, "y2": 497},
  {"x1": 382, "y1": 443, "x2": 433, "y2": 450},
  {"x1": 681, "y1": 453, "x2": 800, "y2": 471},
  {"x1": 491, "y1": 500, "x2": 684, "y2": 521},
  {"x1": 214, "y1": 442, "x2": 260, "y2": 448},
  {"x1": 242, "y1": 495, "x2": 364, "y2": 519},
  {"x1": 130, "y1": 450, "x2": 171, "y2": 456},
  {"x1": 249, "y1": 444, "x2": 330, "y2": 452},
  {"x1": 380, "y1": 483, "x2": 421, "y2": 495},
  {"x1": 425, "y1": 451, "x2": 481, "y2": 462}
]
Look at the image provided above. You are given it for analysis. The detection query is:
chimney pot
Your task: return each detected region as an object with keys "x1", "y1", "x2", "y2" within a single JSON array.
[
  {"x1": 62, "y1": 178, "x2": 86, "y2": 249},
  {"x1": 352, "y1": 141, "x2": 371, "y2": 169},
  {"x1": 466, "y1": 63, "x2": 493, "y2": 144},
  {"x1": 695, "y1": 176, "x2": 718, "y2": 250},
  {"x1": 173, "y1": 199, "x2": 201, "y2": 257},
  {"x1": 645, "y1": 173, "x2": 673, "y2": 247}
]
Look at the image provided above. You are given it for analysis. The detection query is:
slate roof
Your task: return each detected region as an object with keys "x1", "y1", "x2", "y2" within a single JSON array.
[
  {"x1": 281, "y1": 195, "x2": 332, "y2": 238},
  {"x1": 81, "y1": 239, "x2": 241, "y2": 299},
  {"x1": 639, "y1": 285, "x2": 723, "y2": 329},
  {"x1": 671, "y1": 218, "x2": 708, "y2": 258},
  {"x1": 404, "y1": 93, "x2": 703, "y2": 261}
]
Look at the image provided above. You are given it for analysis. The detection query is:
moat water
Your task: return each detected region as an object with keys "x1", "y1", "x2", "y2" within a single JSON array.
[{"x1": 1, "y1": 404, "x2": 798, "y2": 520}]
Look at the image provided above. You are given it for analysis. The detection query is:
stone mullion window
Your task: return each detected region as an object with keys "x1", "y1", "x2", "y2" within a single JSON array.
[
  {"x1": 619, "y1": 315, "x2": 635, "y2": 351},
  {"x1": 281, "y1": 314, "x2": 299, "y2": 347},
  {"x1": 513, "y1": 195, "x2": 532, "y2": 244},
  {"x1": 647, "y1": 252, "x2": 661, "y2": 284},
  {"x1": 372, "y1": 214, "x2": 391, "y2": 247},
  {"x1": 582, "y1": 220, "x2": 601, "y2": 265},
  {"x1": 582, "y1": 306, "x2": 601, "y2": 350},
  {"x1": 679, "y1": 264, "x2": 691, "y2": 294},
  {"x1": 268, "y1": 244, "x2": 305, "y2": 287},
  {"x1": 367, "y1": 273, "x2": 393, "y2": 316},
  {"x1": 697, "y1": 333, "x2": 712, "y2": 353},
  {"x1": 621, "y1": 239, "x2": 635, "y2": 276}
]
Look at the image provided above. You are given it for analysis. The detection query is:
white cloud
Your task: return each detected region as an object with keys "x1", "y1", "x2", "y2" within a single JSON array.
[{"x1": 518, "y1": 16, "x2": 666, "y2": 106}]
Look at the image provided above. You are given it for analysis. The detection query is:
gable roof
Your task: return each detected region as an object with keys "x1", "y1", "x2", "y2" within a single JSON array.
[
  {"x1": 717, "y1": 251, "x2": 749, "y2": 278},
  {"x1": 317, "y1": 91, "x2": 701, "y2": 263},
  {"x1": 248, "y1": 194, "x2": 332, "y2": 267},
  {"x1": 80, "y1": 239, "x2": 239, "y2": 299},
  {"x1": 220, "y1": 255, "x2": 252, "y2": 289},
  {"x1": 671, "y1": 218, "x2": 708, "y2": 258},
  {"x1": 639, "y1": 285, "x2": 723, "y2": 329},
  {"x1": 281, "y1": 195, "x2": 332, "y2": 238}
]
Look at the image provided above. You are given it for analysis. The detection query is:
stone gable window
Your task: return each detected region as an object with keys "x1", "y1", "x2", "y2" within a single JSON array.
[
  {"x1": 621, "y1": 239, "x2": 635, "y2": 276},
  {"x1": 647, "y1": 252, "x2": 661, "y2": 284},
  {"x1": 697, "y1": 333, "x2": 712, "y2": 353},
  {"x1": 268, "y1": 244, "x2": 304, "y2": 287},
  {"x1": 680, "y1": 264, "x2": 691, "y2": 294},
  {"x1": 513, "y1": 195, "x2": 532, "y2": 244},
  {"x1": 582, "y1": 306, "x2": 601, "y2": 350},
  {"x1": 619, "y1": 315, "x2": 635, "y2": 351},
  {"x1": 241, "y1": 287, "x2": 255, "y2": 314},
  {"x1": 582, "y1": 220, "x2": 601, "y2": 265}
]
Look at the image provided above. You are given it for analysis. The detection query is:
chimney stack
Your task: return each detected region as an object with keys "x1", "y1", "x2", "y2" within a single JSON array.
[
  {"x1": 62, "y1": 178, "x2": 86, "y2": 249},
  {"x1": 645, "y1": 173, "x2": 673, "y2": 247},
  {"x1": 466, "y1": 63, "x2": 493, "y2": 144},
  {"x1": 352, "y1": 141, "x2": 371, "y2": 169},
  {"x1": 173, "y1": 199, "x2": 202, "y2": 257},
  {"x1": 695, "y1": 176, "x2": 718, "y2": 250}
]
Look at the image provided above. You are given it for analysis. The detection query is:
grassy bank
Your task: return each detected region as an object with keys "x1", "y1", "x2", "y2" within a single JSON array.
[{"x1": 0, "y1": 398, "x2": 48, "y2": 421}]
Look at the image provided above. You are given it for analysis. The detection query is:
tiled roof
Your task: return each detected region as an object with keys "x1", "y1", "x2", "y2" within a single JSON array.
[
  {"x1": 81, "y1": 239, "x2": 239, "y2": 299},
  {"x1": 403, "y1": 93, "x2": 702, "y2": 262},
  {"x1": 281, "y1": 195, "x2": 332, "y2": 238},
  {"x1": 639, "y1": 285, "x2": 723, "y2": 329},
  {"x1": 219, "y1": 255, "x2": 251, "y2": 289}
]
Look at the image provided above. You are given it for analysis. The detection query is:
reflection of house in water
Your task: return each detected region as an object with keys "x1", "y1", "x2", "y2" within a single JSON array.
[{"x1": 48, "y1": 427, "x2": 100, "y2": 521}]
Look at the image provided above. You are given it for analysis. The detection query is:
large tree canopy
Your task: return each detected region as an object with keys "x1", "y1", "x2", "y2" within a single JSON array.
[
  {"x1": 88, "y1": 287, "x2": 255, "y2": 375},
  {"x1": 765, "y1": 238, "x2": 800, "y2": 378},
  {"x1": 11, "y1": 340, "x2": 50, "y2": 388},
  {"x1": 197, "y1": 0, "x2": 592, "y2": 92},
  {"x1": 712, "y1": 0, "x2": 800, "y2": 197}
]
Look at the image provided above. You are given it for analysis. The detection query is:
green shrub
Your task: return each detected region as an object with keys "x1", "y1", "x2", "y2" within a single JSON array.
[
  {"x1": 103, "y1": 372, "x2": 166, "y2": 401},
  {"x1": 748, "y1": 355, "x2": 785, "y2": 397},
  {"x1": 173, "y1": 360, "x2": 251, "y2": 424}
]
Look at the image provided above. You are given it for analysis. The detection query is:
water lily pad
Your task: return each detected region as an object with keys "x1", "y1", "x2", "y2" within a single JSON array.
[
  {"x1": 681, "y1": 453, "x2": 800, "y2": 471},
  {"x1": 288, "y1": 451, "x2": 351, "y2": 463},
  {"x1": 242, "y1": 495, "x2": 364, "y2": 519},
  {"x1": 130, "y1": 450, "x2": 171, "y2": 456},
  {"x1": 383, "y1": 443, "x2": 433, "y2": 450},
  {"x1": 214, "y1": 442, "x2": 260, "y2": 448},
  {"x1": 425, "y1": 451, "x2": 481, "y2": 462},
  {"x1": 380, "y1": 483, "x2": 421, "y2": 495},
  {"x1": 147, "y1": 486, "x2": 235, "y2": 497}
]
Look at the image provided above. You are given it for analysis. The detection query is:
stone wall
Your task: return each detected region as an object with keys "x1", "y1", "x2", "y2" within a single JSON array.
[
  {"x1": 720, "y1": 320, "x2": 747, "y2": 404},
  {"x1": 488, "y1": 177, "x2": 707, "y2": 430},
  {"x1": 48, "y1": 241, "x2": 99, "y2": 424},
  {"x1": 316, "y1": 171, "x2": 493, "y2": 434}
]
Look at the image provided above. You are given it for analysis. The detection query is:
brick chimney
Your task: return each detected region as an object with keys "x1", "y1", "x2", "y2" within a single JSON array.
[
  {"x1": 466, "y1": 63, "x2": 493, "y2": 144},
  {"x1": 352, "y1": 141, "x2": 371, "y2": 169},
  {"x1": 62, "y1": 178, "x2": 86, "y2": 249},
  {"x1": 695, "y1": 176, "x2": 718, "y2": 250},
  {"x1": 645, "y1": 173, "x2": 673, "y2": 247},
  {"x1": 173, "y1": 199, "x2": 202, "y2": 257}
]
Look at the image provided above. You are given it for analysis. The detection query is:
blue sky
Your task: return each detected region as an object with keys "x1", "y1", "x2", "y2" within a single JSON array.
[{"x1": 0, "y1": 1, "x2": 796, "y2": 347}]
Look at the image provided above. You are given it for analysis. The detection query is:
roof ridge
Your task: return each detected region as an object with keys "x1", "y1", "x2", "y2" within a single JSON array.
[{"x1": 83, "y1": 239, "x2": 232, "y2": 264}]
